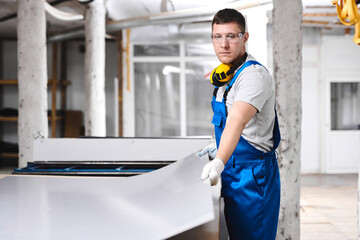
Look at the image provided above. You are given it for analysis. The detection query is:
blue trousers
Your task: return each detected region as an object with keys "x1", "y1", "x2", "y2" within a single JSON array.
[{"x1": 221, "y1": 149, "x2": 280, "y2": 240}]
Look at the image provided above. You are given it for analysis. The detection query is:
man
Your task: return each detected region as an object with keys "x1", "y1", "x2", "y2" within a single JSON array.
[{"x1": 199, "y1": 8, "x2": 281, "y2": 240}]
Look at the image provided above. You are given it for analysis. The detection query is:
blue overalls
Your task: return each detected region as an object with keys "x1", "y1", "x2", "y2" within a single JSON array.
[{"x1": 211, "y1": 61, "x2": 281, "y2": 240}]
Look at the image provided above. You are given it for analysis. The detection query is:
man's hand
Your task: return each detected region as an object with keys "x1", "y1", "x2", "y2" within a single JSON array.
[
  {"x1": 198, "y1": 142, "x2": 217, "y2": 159},
  {"x1": 201, "y1": 158, "x2": 225, "y2": 186}
]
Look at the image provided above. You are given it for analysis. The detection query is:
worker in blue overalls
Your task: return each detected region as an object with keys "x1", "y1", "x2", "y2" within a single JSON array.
[{"x1": 199, "y1": 8, "x2": 281, "y2": 240}]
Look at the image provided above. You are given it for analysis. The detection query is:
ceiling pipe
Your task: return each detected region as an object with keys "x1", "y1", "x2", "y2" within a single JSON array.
[
  {"x1": 47, "y1": 0, "x2": 272, "y2": 42},
  {"x1": 0, "y1": 0, "x2": 73, "y2": 23},
  {"x1": 44, "y1": 1, "x2": 84, "y2": 21}
]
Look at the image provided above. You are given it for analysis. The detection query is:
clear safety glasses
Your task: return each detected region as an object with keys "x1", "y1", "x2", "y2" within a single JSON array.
[{"x1": 211, "y1": 32, "x2": 244, "y2": 44}]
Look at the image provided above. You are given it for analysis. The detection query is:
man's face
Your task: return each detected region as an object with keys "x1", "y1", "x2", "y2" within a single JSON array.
[{"x1": 212, "y1": 22, "x2": 248, "y2": 66}]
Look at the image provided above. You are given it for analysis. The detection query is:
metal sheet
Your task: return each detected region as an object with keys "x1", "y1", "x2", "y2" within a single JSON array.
[
  {"x1": 0, "y1": 153, "x2": 216, "y2": 240},
  {"x1": 33, "y1": 137, "x2": 212, "y2": 162}
]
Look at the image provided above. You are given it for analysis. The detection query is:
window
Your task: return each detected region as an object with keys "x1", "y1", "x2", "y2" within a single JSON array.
[
  {"x1": 331, "y1": 82, "x2": 360, "y2": 130},
  {"x1": 133, "y1": 42, "x2": 217, "y2": 137},
  {"x1": 186, "y1": 61, "x2": 217, "y2": 135},
  {"x1": 134, "y1": 45, "x2": 180, "y2": 57},
  {"x1": 135, "y1": 62, "x2": 180, "y2": 136}
]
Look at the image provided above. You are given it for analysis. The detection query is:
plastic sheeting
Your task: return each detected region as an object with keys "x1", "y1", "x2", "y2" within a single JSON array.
[{"x1": 0, "y1": 153, "x2": 216, "y2": 240}]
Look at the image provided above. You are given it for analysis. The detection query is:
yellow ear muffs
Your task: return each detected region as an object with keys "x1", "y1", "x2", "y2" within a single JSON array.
[{"x1": 210, "y1": 63, "x2": 236, "y2": 87}]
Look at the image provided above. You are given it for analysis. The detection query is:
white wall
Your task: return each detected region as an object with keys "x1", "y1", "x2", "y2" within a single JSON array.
[
  {"x1": 322, "y1": 35, "x2": 360, "y2": 173},
  {"x1": 301, "y1": 45, "x2": 321, "y2": 173},
  {"x1": 65, "y1": 40, "x2": 118, "y2": 137},
  {"x1": 299, "y1": 34, "x2": 360, "y2": 174}
]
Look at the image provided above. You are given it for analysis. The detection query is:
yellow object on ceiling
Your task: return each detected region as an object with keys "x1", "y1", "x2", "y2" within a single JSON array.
[{"x1": 332, "y1": 0, "x2": 360, "y2": 45}]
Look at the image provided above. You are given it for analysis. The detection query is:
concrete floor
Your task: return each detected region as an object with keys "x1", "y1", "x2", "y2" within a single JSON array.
[
  {"x1": 301, "y1": 174, "x2": 358, "y2": 240},
  {"x1": 0, "y1": 167, "x2": 358, "y2": 239}
]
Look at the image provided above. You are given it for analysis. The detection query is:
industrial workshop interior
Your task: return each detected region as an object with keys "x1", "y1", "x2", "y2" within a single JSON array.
[{"x1": 0, "y1": 0, "x2": 359, "y2": 239}]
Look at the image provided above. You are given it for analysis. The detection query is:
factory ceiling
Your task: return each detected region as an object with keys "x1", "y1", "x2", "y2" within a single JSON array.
[{"x1": 0, "y1": 0, "x2": 356, "y2": 41}]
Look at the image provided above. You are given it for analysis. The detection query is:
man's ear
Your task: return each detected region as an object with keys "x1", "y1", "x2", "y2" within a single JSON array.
[{"x1": 243, "y1": 32, "x2": 249, "y2": 44}]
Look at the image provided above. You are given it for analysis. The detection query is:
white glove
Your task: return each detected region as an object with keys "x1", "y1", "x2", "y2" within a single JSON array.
[
  {"x1": 201, "y1": 158, "x2": 225, "y2": 186},
  {"x1": 198, "y1": 142, "x2": 217, "y2": 159}
]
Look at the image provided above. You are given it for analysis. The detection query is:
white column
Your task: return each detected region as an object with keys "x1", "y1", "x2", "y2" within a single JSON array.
[
  {"x1": 179, "y1": 41, "x2": 187, "y2": 137},
  {"x1": 17, "y1": 0, "x2": 48, "y2": 168},
  {"x1": 84, "y1": 0, "x2": 106, "y2": 136},
  {"x1": 273, "y1": 0, "x2": 303, "y2": 239},
  {"x1": 114, "y1": 77, "x2": 119, "y2": 137}
]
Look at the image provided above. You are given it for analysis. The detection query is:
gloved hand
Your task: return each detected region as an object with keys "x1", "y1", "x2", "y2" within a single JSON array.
[
  {"x1": 201, "y1": 158, "x2": 225, "y2": 186},
  {"x1": 198, "y1": 142, "x2": 217, "y2": 159}
]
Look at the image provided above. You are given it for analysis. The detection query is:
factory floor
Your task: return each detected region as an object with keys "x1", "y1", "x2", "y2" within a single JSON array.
[
  {"x1": 0, "y1": 166, "x2": 357, "y2": 239},
  {"x1": 301, "y1": 174, "x2": 358, "y2": 240}
]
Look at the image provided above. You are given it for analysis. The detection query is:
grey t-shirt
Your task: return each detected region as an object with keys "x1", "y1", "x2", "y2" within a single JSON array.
[{"x1": 215, "y1": 54, "x2": 275, "y2": 152}]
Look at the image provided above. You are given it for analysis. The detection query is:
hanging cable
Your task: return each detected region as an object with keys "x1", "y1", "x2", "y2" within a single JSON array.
[{"x1": 332, "y1": 0, "x2": 360, "y2": 45}]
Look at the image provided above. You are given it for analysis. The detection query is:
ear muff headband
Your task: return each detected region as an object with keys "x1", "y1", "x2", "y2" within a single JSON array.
[{"x1": 210, "y1": 64, "x2": 235, "y2": 87}]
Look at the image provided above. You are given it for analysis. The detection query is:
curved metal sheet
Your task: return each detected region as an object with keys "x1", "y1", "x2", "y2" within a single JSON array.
[{"x1": 0, "y1": 153, "x2": 215, "y2": 240}]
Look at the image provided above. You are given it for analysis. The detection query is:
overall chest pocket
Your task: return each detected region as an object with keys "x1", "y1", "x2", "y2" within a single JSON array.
[{"x1": 211, "y1": 114, "x2": 224, "y2": 128}]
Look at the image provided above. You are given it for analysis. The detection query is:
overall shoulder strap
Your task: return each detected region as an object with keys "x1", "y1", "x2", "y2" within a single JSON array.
[
  {"x1": 223, "y1": 60, "x2": 265, "y2": 101},
  {"x1": 228, "y1": 60, "x2": 265, "y2": 88}
]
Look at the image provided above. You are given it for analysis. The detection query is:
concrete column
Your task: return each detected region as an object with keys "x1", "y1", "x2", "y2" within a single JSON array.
[
  {"x1": 84, "y1": 0, "x2": 106, "y2": 136},
  {"x1": 17, "y1": 0, "x2": 48, "y2": 168},
  {"x1": 272, "y1": 0, "x2": 303, "y2": 239}
]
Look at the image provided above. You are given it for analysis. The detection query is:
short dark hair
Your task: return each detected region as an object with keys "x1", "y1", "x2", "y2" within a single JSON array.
[{"x1": 212, "y1": 8, "x2": 246, "y2": 32}]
